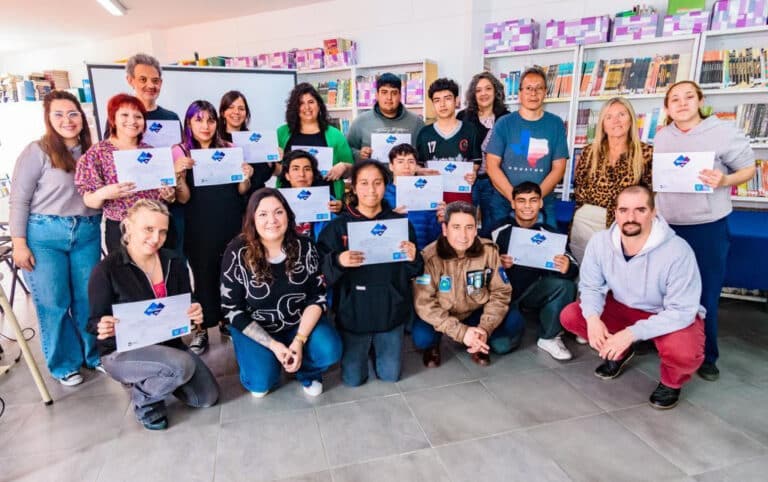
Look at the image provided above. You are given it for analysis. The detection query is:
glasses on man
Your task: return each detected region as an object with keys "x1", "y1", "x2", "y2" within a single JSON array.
[
  {"x1": 51, "y1": 111, "x2": 82, "y2": 120},
  {"x1": 522, "y1": 86, "x2": 546, "y2": 95}
]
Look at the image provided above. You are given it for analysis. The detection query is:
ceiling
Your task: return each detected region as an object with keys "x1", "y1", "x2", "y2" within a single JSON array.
[{"x1": 0, "y1": 0, "x2": 326, "y2": 55}]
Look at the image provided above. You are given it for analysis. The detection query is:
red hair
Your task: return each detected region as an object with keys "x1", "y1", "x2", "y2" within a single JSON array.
[{"x1": 106, "y1": 93, "x2": 147, "y2": 140}]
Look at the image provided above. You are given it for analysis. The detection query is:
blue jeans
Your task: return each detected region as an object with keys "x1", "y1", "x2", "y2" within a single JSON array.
[
  {"x1": 473, "y1": 177, "x2": 495, "y2": 238},
  {"x1": 412, "y1": 308, "x2": 524, "y2": 354},
  {"x1": 229, "y1": 318, "x2": 342, "y2": 393},
  {"x1": 671, "y1": 218, "x2": 730, "y2": 364},
  {"x1": 340, "y1": 324, "x2": 404, "y2": 386},
  {"x1": 23, "y1": 214, "x2": 101, "y2": 378}
]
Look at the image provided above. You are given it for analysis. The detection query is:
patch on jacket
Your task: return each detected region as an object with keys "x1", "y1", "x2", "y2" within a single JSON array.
[
  {"x1": 438, "y1": 275, "x2": 452, "y2": 292},
  {"x1": 415, "y1": 274, "x2": 431, "y2": 285},
  {"x1": 498, "y1": 267, "x2": 510, "y2": 284}
]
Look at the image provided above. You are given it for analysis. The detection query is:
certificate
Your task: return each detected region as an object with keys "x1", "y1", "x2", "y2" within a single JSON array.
[
  {"x1": 113, "y1": 147, "x2": 176, "y2": 192},
  {"x1": 427, "y1": 161, "x2": 473, "y2": 193},
  {"x1": 507, "y1": 227, "x2": 567, "y2": 272},
  {"x1": 113, "y1": 293, "x2": 192, "y2": 353},
  {"x1": 348, "y1": 218, "x2": 410, "y2": 265},
  {"x1": 142, "y1": 120, "x2": 181, "y2": 147},
  {"x1": 191, "y1": 147, "x2": 245, "y2": 186},
  {"x1": 292, "y1": 145, "x2": 333, "y2": 176},
  {"x1": 396, "y1": 175, "x2": 442, "y2": 211},
  {"x1": 653, "y1": 152, "x2": 715, "y2": 194},
  {"x1": 231, "y1": 130, "x2": 280, "y2": 164},
  {"x1": 280, "y1": 186, "x2": 331, "y2": 223},
  {"x1": 371, "y1": 133, "x2": 411, "y2": 162}
]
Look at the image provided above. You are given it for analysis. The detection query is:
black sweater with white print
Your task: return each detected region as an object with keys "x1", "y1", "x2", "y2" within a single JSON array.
[{"x1": 220, "y1": 235, "x2": 327, "y2": 334}]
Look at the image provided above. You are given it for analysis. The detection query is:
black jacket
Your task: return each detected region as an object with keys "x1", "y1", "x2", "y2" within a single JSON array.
[
  {"x1": 316, "y1": 202, "x2": 424, "y2": 334},
  {"x1": 457, "y1": 108, "x2": 510, "y2": 151},
  {"x1": 87, "y1": 247, "x2": 194, "y2": 356},
  {"x1": 492, "y1": 219, "x2": 578, "y2": 302}
]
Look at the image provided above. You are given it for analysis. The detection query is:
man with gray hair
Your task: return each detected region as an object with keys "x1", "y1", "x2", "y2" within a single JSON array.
[{"x1": 125, "y1": 53, "x2": 179, "y2": 122}]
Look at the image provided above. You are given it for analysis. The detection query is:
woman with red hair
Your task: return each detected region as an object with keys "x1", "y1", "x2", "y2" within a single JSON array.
[{"x1": 75, "y1": 93, "x2": 176, "y2": 252}]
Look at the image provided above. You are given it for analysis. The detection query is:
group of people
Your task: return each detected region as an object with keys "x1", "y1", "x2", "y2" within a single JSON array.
[{"x1": 9, "y1": 52, "x2": 755, "y2": 430}]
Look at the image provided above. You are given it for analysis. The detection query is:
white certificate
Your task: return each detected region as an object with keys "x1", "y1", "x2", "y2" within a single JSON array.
[
  {"x1": 396, "y1": 175, "x2": 442, "y2": 211},
  {"x1": 191, "y1": 147, "x2": 245, "y2": 186},
  {"x1": 653, "y1": 152, "x2": 715, "y2": 194},
  {"x1": 348, "y1": 218, "x2": 410, "y2": 265},
  {"x1": 280, "y1": 186, "x2": 331, "y2": 223},
  {"x1": 427, "y1": 161, "x2": 473, "y2": 193},
  {"x1": 113, "y1": 147, "x2": 176, "y2": 192},
  {"x1": 142, "y1": 120, "x2": 181, "y2": 147},
  {"x1": 113, "y1": 293, "x2": 192, "y2": 353},
  {"x1": 292, "y1": 145, "x2": 333, "y2": 176},
  {"x1": 371, "y1": 133, "x2": 411, "y2": 162},
  {"x1": 507, "y1": 227, "x2": 567, "y2": 272},
  {"x1": 231, "y1": 130, "x2": 280, "y2": 164}
]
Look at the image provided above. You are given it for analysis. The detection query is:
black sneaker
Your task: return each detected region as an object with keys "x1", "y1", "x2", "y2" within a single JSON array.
[
  {"x1": 594, "y1": 347, "x2": 635, "y2": 380},
  {"x1": 649, "y1": 382, "x2": 681, "y2": 410},
  {"x1": 697, "y1": 362, "x2": 720, "y2": 381},
  {"x1": 142, "y1": 416, "x2": 169, "y2": 431},
  {"x1": 189, "y1": 329, "x2": 209, "y2": 355}
]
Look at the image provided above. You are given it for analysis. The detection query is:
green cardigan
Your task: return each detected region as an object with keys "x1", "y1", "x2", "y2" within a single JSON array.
[{"x1": 276, "y1": 124, "x2": 353, "y2": 200}]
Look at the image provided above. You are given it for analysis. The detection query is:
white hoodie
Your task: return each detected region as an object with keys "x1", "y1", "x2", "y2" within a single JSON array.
[{"x1": 579, "y1": 215, "x2": 706, "y2": 340}]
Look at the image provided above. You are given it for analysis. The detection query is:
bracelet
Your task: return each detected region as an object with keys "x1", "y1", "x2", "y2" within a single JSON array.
[{"x1": 294, "y1": 333, "x2": 308, "y2": 344}]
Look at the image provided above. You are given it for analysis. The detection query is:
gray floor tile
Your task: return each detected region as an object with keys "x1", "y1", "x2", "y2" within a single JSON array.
[
  {"x1": 272, "y1": 471, "x2": 332, "y2": 482},
  {"x1": 404, "y1": 380, "x2": 523, "y2": 445},
  {"x1": 716, "y1": 337, "x2": 768, "y2": 384},
  {"x1": 218, "y1": 374, "x2": 319, "y2": 424},
  {"x1": 312, "y1": 366, "x2": 400, "y2": 406},
  {"x1": 694, "y1": 455, "x2": 768, "y2": 481},
  {"x1": 0, "y1": 402, "x2": 37, "y2": 447},
  {"x1": 453, "y1": 343, "x2": 544, "y2": 378},
  {"x1": 215, "y1": 409, "x2": 326, "y2": 481},
  {"x1": 0, "y1": 442, "x2": 110, "y2": 482},
  {"x1": 553, "y1": 359, "x2": 659, "y2": 411},
  {"x1": 527, "y1": 413, "x2": 685, "y2": 481},
  {"x1": 331, "y1": 449, "x2": 451, "y2": 482},
  {"x1": 397, "y1": 346, "x2": 476, "y2": 393},
  {"x1": 117, "y1": 395, "x2": 222, "y2": 435},
  {"x1": 525, "y1": 336, "x2": 596, "y2": 369},
  {"x1": 612, "y1": 402, "x2": 767, "y2": 475},
  {"x1": 316, "y1": 395, "x2": 429, "y2": 467},
  {"x1": 437, "y1": 431, "x2": 571, "y2": 482},
  {"x1": 482, "y1": 369, "x2": 602, "y2": 426}
]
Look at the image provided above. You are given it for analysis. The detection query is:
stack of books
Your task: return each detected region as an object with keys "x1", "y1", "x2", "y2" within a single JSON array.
[
  {"x1": 731, "y1": 159, "x2": 768, "y2": 197},
  {"x1": 579, "y1": 54, "x2": 687, "y2": 96},
  {"x1": 573, "y1": 107, "x2": 665, "y2": 145},
  {"x1": 312, "y1": 79, "x2": 352, "y2": 108},
  {"x1": 699, "y1": 47, "x2": 767, "y2": 89},
  {"x1": 499, "y1": 62, "x2": 574, "y2": 101}
]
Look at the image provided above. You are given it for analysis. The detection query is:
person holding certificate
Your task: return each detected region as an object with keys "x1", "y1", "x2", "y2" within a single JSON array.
[
  {"x1": 75, "y1": 93, "x2": 176, "y2": 253},
  {"x1": 492, "y1": 182, "x2": 578, "y2": 361},
  {"x1": 277, "y1": 83, "x2": 354, "y2": 201},
  {"x1": 218, "y1": 90, "x2": 275, "y2": 199},
  {"x1": 317, "y1": 161, "x2": 423, "y2": 386},
  {"x1": 87, "y1": 199, "x2": 219, "y2": 430},
  {"x1": 654, "y1": 81, "x2": 756, "y2": 382},
  {"x1": 571, "y1": 97, "x2": 653, "y2": 264},
  {"x1": 10, "y1": 91, "x2": 102, "y2": 386},
  {"x1": 412, "y1": 201, "x2": 519, "y2": 368},
  {"x1": 277, "y1": 149, "x2": 342, "y2": 240},
  {"x1": 172, "y1": 100, "x2": 254, "y2": 354},
  {"x1": 220, "y1": 188, "x2": 342, "y2": 397}
]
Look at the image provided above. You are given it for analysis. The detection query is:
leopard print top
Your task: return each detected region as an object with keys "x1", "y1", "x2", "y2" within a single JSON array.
[{"x1": 573, "y1": 142, "x2": 654, "y2": 227}]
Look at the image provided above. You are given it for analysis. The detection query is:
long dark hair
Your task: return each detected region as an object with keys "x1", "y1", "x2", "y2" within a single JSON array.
[
  {"x1": 347, "y1": 160, "x2": 390, "y2": 208},
  {"x1": 463, "y1": 71, "x2": 508, "y2": 119},
  {"x1": 242, "y1": 188, "x2": 301, "y2": 283},
  {"x1": 217, "y1": 90, "x2": 250, "y2": 139},
  {"x1": 41, "y1": 90, "x2": 92, "y2": 172},
  {"x1": 285, "y1": 82, "x2": 329, "y2": 134},
  {"x1": 182, "y1": 100, "x2": 227, "y2": 152},
  {"x1": 278, "y1": 149, "x2": 324, "y2": 188}
]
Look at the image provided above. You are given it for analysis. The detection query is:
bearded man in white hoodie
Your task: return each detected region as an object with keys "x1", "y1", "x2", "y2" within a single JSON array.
[{"x1": 560, "y1": 184, "x2": 705, "y2": 409}]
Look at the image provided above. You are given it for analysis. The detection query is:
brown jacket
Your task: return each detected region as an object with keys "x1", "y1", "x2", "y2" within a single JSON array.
[{"x1": 413, "y1": 238, "x2": 512, "y2": 343}]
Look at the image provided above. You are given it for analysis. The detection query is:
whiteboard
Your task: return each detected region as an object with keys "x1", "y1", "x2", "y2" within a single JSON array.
[{"x1": 87, "y1": 64, "x2": 296, "y2": 140}]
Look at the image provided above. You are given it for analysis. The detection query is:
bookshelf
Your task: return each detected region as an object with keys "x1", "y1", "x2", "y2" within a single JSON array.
[{"x1": 297, "y1": 66, "x2": 356, "y2": 135}]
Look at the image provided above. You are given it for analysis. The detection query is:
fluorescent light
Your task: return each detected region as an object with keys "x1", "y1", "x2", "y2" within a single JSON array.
[{"x1": 96, "y1": 0, "x2": 127, "y2": 16}]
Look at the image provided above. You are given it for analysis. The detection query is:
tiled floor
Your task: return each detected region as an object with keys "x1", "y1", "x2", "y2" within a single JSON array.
[{"x1": 1, "y1": 295, "x2": 767, "y2": 482}]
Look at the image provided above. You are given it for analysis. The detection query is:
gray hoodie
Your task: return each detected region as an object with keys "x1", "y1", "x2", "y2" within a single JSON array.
[
  {"x1": 653, "y1": 116, "x2": 755, "y2": 225},
  {"x1": 579, "y1": 215, "x2": 705, "y2": 341},
  {"x1": 346, "y1": 104, "x2": 424, "y2": 161}
]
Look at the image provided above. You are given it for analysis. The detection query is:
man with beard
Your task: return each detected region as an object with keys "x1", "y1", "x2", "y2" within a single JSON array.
[{"x1": 560, "y1": 185, "x2": 705, "y2": 410}]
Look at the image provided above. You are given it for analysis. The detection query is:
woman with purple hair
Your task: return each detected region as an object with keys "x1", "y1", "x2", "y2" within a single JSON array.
[{"x1": 172, "y1": 100, "x2": 254, "y2": 354}]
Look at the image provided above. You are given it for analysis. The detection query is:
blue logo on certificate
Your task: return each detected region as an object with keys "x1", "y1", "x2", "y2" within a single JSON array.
[
  {"x1": 545, "y1": 261, "x2": 555, "y2": 268},
  {"x1": 430, "y1": 202, "x2": 438, "y2": 208},
  {"x1": 249, "y1": 132, "x2": 262, "y2": 142},
  {"x1": 171, "y1": 326, "x2": 189, "y2": 337},
  {"x1": 386, "y1": 135, "x2": 398, "y2": 144},
  {"x1": 316, "y1": 213, "x2": 329, "y2": 220},
  {"x1": 414, "y1": 178, "x2": 428, "y2": 189},
  {"x1": 297, "y1": 189, "x2": 312, "y2": 201},
  {"x1": 392, "y1": 252, "x2": 403, "y2": 260},
  {"x1": 308, "y1": 148, "x2": 319, "y2": 155},
  {"x1": 148, "y1": 122, "x2": 163, "y2": 133},
  {"x1": 531, "y1": 233, "x2": 547, "y2": 245},
  {"x1": 371, "y1": 223, "x2": 387, "y2": 236},
  {"x1": 231, "y1": 174, "x2": 243, "y2": 182},
  {"x1": 444, "y1": 162, "x2": 457, "y2": 173},
  {"x1": 137, "y1": 152, "x2": 153, "y2": 164},
  {"x1": 674, "y1": 155, "x2": 691, "y2": 167},
  {"x1": 160, "y1": 178, "x2": 174, "y2": 186},
  {"x1": 211, "y1": 150, "x2": 226, "y2": 162},
  {"x1": 144, "y1": 302, "x2": 165, "y2": 316},
  {"x1": 267, "y1": 154, "x2": 279, "y2": 161},
  {"x1": 694, "y1": 184, "x2": 706, "y2": 191},
  {"x1": 458, "y1": 186, "x2": 469, "y2": 192}
]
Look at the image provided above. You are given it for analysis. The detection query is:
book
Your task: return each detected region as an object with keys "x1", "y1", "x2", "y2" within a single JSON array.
[
  {"x1": 699, "y1": 47, "x2": 768, "y2": 89},
  {"x1": 582, "y1": 55, "x2": 683, "y2": 96}
]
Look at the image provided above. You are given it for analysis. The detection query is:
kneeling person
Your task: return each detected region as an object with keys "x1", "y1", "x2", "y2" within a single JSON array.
[
  {"x1": 413, "y1": 201, "x2": 521, "y2": 367},
  {"x1": 560, "y1": 185, "x2": 705, "y2": 409}
]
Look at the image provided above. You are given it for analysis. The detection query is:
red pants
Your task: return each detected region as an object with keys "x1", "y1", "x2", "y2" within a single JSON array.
[{"x1": 560, "y1": 295, "x2": 705, "y2": 388}]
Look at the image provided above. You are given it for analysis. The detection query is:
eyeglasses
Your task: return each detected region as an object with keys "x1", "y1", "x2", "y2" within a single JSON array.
[
  {"x1": 522, "y1": 86, "x2": 546, "y2": 94},
  {"x1": 51, "y1": 111, "x2": 82, "y2": 120}
]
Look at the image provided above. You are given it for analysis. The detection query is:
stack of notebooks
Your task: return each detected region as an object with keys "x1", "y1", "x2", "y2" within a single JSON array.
[
  {"x1": 699, "y1": 47, "x2": 768, "y2": 89},
  {"x1": 579, "y1": 54, "x2": 688, "y2": 96}
]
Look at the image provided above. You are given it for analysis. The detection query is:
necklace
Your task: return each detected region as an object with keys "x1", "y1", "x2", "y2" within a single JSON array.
[{"x1": 138, "y1": 254, "x2": 159, "y2": 279}]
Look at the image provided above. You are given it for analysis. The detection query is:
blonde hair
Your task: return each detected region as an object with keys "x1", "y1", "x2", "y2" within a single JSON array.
[
  {"x1": 120, "y1": 199, "x2": 170, "y2": 246},
  {"x1": 587, "y1": 97, "x2": 645, "y2": 184}
]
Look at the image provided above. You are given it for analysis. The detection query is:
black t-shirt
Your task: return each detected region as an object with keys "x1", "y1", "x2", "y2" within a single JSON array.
[
  {"x1": 415, "y1": 120, "x2": 482, "y2": 167},
  {"x1": 146, "y1": 105, "x2": 180, "y2": 121},
  {"x1": 286, "y1": 131, "x2": 327, "y2": 152}
]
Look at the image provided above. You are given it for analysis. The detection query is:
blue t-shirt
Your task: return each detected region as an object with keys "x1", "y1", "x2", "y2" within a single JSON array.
[{"x1": 485, "y1": 111, "x2": 568, "y2": 188}]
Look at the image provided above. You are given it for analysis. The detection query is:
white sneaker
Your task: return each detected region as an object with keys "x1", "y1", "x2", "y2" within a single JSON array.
[
  {"x1": 537, "y1": 336, "x2": 573, "y2": 361},
  {"x1": 302, "y1": 380, "x2": 323, "y2": 397},
  {"x1": 575, "y1": 335, "x2": 588, "y2": 345},
  {"x1": 250, "y1": 390, "x2": 269, "y2": 398},
  {"x1": 59, "y1": 371, "x2": 84, "y2": 386},
  {"x1": 93, "y1": 363, "x2": 107, "y2": 374}
]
